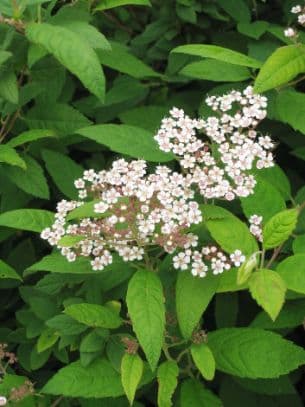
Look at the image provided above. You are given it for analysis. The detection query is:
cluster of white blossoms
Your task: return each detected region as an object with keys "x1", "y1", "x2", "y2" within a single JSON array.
[
  {"x1": 284, "y1": 4, "x2": 305, "y2": 38},
  {"x1": 249, "y1": 214, "x2": 263, "y2": 242},
  {"x1": 155, "y1": 86, "x2": 273, "y2": 201},
  {"x1": 41, "y1": 87, "x2": 275, "y2": 277}
]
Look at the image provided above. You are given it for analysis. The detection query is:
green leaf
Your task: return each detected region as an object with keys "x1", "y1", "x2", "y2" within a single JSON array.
[
  {"x1": 237, "y1": 253, "x2": 258, "y2": 285},
  {"x1": 126, "y1": 269, "x2": 165, "y2": 371},
  {"x1": 121, "y1": 353, "x2": 144, "y2": 405},
  {"x1": 180, "y1": 379, "x2": 222, "y2": 406},
  {"x1": 66, "y1": 200, "x2": 104, "y2": 220},
  {"x1": 0, "y1": 259, "x2": 21, "y2": 280},
  {"x1": 176, "y1": 272, "x2": 218, "y2": 339},
  {"x1": 253, "y1": 165, "x2": 291, "y2": 201},
  {"x1": 46, "y1": 314, "x2": 87, "y2": 335},
  {"x1": 119, "y1": 105, "x2": 169, "y2": 132},
  {"x1": 0, "y1": 209, "x2": 54, "y2": 232},
  {"x1": 26, "y1": 23, "x2": 105, "y2": 101},
  {"x1": 249, "y1": 269, "x2": 286, "y2": 321},
  {"x1": 65, "y1": 303, "x2": 122, "y2": 329},
  {"x1": 263, "y1": 209, "x2": 298, "y2": 250},
  {"x1": 57, "y1": 235, "x2": 86, "y2": 247},
  {"x1": 0, "y1": 70, "x2": 18, "y2": 104},
  {"x1": 190, "y1": 343, "x2": 216, "y2": 381},
  {"x1": 157, "y1": 361, "x2": 179, "y2": 407},
  {"x1": 251, "y1": 299, "x2": 305, "y2": 329},
  {"x1": 293, "y1": 234, "x2": 305, "y2": 254},
  {"x1": 202, "y1": 205, "x2": 258, "y2": 255},
  {"x1": 80, "y1": 330, "x2": 108, "y2": 353},
  {"x1": 241, "y1": 178, "x2": 286, "y2": 222},
  {"x1": 208, "y1": 328, "x2": 305, "y2": 378},
  {"x1": 277, "y1": 254, "x2": 305, "y2": 294},
  {"x1": 0, "y1": 145, "x2": 26, "y2": 169},
  {"x1": 77, "y1": 124, "x2": 174, "y2": 162},
  {"x1": 4, "y1": 154, "x2": 49, "y2": 199},
  {"x1": 0, "y1": 50, "x2": 12, "y2": 67},
  {"x1": 273, "y1": 90, "x2": 305, "y2": 135},
  {"x1": 7, "y1": 129, "x2": 56, "y2": 148},
  {"x1": 41, "y1": 149, "x2": 83, "y2": 199},
  {"x1": 95, "y1": 0, "x2": 151, "y2": 10},
  {"x1": 237, "y1": 21, "x2": 269, "y2": 39},
  {"x1": 254, "y1": 45, "x2": 305, "y2": 93},
  {"x1": 181, "y1": 59, "x2": 251, "y2": 82},
  {"x1": 216, "y1": 0, "x2": 251, "y2": 23},
  {"x1": 26, "y1": 103, "x2": 91, "y2": 136},
  {"x1": 97, "y1": 42, "x2": 159, "y2": 79},
  {"x1": 43, "y1": 359, "x2": 124, "y2": 397},
  {"x1": 37, "y1": 329, "x2": 59, "y2": 353},
  {"x1": 172, "y1": 44, "x2": 262, "y2": 68}
]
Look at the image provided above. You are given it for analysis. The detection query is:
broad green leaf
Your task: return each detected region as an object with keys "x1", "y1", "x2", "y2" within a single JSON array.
[
  {"x1": 172, "y1": 44, "x2": 262, "y2": 68},
  {"x1": 80, "y1": 330, "x2": 108, "y2": 353},
  {"x1": 202, "y1": 205, "x2": 258, "y2": 255},
  {"x1": 217, "y1": 268, "x2": 248, "y2": 293},
  {"x1": 119, "y1": 105, "x2": 169, "y2": 133},
  {"x1": 7, "y1": 129, "x2": 56, "y2": 148},
  {"x1": 37, "y1": 329, "x2": 59, "y2": 353},
  {"x1": 277, "y1": 255, "x2": 305, "y2": 294},
  {"x1": 57, "y1": 235, "x2": 86, "y2": 247},
  {"x1": 4, "y1": 154, "x2": 49, "y2": 199},
  {"x1": 181, "y1": 59, "x2": 251, "y2": 82},
  {"x1": 208, "y1": 328, "x2": 305, "y2": 378},
  {"x1": 95, "y1": 0, "x2": 151, "y2": 11},
  {"x1": 65, "y1": 303, "x2": 122, "y2": 329},
  {"x1": 0, "y1": 259, "x2": 21, "y2": 280},
  {"x1": 41, "y1": 149, "x2": 83, "y2": 199},
  {"x1": 121, "y1": 353, "x2": 144, "y2": 405},
  {"x1": 26, "y1": 23, "x2": 105, "y2": 101},
  {"x1": 66, "y1": 200, "x2": 103, "y2": 220},
  {"x1": 190, "y1": 343, "x2": 216, "y2": 380},
  {"x1": 97, "y1": 42, "x2": 160, "y2": 79},
  {"x1": 157, "y1": 361, "x2": 179, "y2": 407},
  {"x1": 77, "y1": 124, "x2": 174, "y2": 162},
  {"x1": 126, "y1": 269, "x2": 165, "y2": 371},
  {"x1": 46, "y1": 314, "x2": 87, "y2": 335},
  {"x1": 180, "y1": 379, "x2": 222, "y2": 406},
  {"x1": 0, "y1": 70, "x2": 18, "y2": 104},
  {"x1": 176, "y1": 272, "x2": 218, "y2": 339},
  {"x1": 293, "y1": 234, "x2": 305, "y2": 254},
  {"x1": 263, "y1": 209, "x2": 298, "y2": 250},
  {"x1": 0, "y1": 209, "x2": 54, "y2": 232},
  {"x1": 0, "y1": 50, "x2": 12, "y2": 67},
  {"x1": 249, "y1": 269, "x2": 286, "y2": 321},
  {"x1": 30, "y1": 347, "x2": 52, "y2": 370},
  {"x1": 254, "y1": 45, "x2": 305, "y2": 93},
  {"x1": 43, "y1": 359, "x2": 124, "y2": 397},
  {"x1": 254, "y1": 166, "x2": 291, "y2": 201},
  {"x1": 241, "y1": 178, "x2": 286, "y2": 222},
  {"x1": 251, "y1": 299, "x2": 305, "y2": 329},
  {"x1": 237, "y1": 21, "x2": 269, "y2": 39},
  {"x1": 273, "y1": 90, "x2": 305, "y2": 135},
  {"x1": 26, "y1": 103, "x2": 91, "y2": 136},
  {"x1": 0, "y1": 145, "x2": 26, "y2": 169},
  {"x1": 216, "y1": 0, "x2": 251, "y2": 23}
]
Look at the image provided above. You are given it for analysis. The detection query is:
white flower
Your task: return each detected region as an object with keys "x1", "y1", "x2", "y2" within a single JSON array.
[
  {"x1": 0, "y1": 396, "x2": 7, "y2": 406},
  {"x1": 94, "y1": 201, "x2": 109, "y2": 214},
  {"x1": 284, "y1": 27, "x2": 297, "y2": 37},
  {"x1": 298, "y1": 13, "x2": 305, "y2": 24},
  {"x1": 230, "y1": 250, "x2": 246, "y2": 267},
  {"x1": 291, "y1": 5, "x2": 302, "y2": 13},
  {"x1": 173, "y1": 252, "x2": 191, "y2": 270}
]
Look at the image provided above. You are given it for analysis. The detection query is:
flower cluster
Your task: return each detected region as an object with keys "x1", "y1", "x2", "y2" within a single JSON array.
[
  {"x1": 155, "y1": 86, "x2": 273, "y2": 201},
  {"x1": 41, "y1": 87, "x2": 274, "y2": 277},
  {"x1": 249, "y1": 214, "x2": 263, "y2": 242},
  {"x1": 284, "y1": 4, "x2": 305, "y2": 38}
]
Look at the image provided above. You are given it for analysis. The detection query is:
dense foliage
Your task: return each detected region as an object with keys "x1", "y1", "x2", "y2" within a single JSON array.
[{"x1": 1, "y1": 0, "x2": 305, "y2": 405}]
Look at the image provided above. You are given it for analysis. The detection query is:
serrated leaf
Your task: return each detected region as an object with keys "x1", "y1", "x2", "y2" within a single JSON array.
[
  {"x1": 65, "y1": 303, "x2": 122, "y2": 329},
  {"x1": 41, "y1": 149, "x2": 83, "y2": 199},
  {"x1": 46, "y1": 314, "x2": 87, "y2": 335},
  {"x1": 208, "y1": 328, "x2": 305, "y2": 378},
  {"x1": 126, "y1": 269, "x2": 165, "y2": 371},
  {"x1": 216, "y1": 0, "x2": 251, "y2": 23},
  {"x1": 7, "y1": 129, "x2": 56, "y2": 148},
  {"x1": 0, "y1": 70, "x2": 18, "y2": 104},
  {"x1": 0, "y1": 209, "x2": 54, "y2": 232},
  {"x1": 249, "y1": 269, "x2": 286, "y2": 321},
  {"x1": 190, "y1": 343, "x2": 215, "y2": 381},
  {"x1": 202, "y1": 205, "x2": 258, "y2": 255},
  {"x1": 80, "y1": 330, "x2": 107, "y2": 353},
  {"x1": 263, "y1": 209, "x2": 298, "y2": 250},
  {"x1": 180, "y1": 379, "x2": 222, "y2": 406},
  {"x1": 273, "y1": 90, "x2": 305, "y2": 135},
  {"x1": 26, "y1": 103, "x2": 91, "y2": 136},
  {"x1": 181, "y1": 59, "x2": 251, "y2": 82},
  {"x1": 277, "y1": 254, "x2": 305, "y2": 294},
  {"x1": 157, "y1": 361, "x2": 179, "y2": 407},
  {"x1": 77, "y1": 124, "x2": 174, "y2": 162},
  {"x1": 37, "y1": 329, "x2": 59, "y2": 353},
  {"x1": 121, "y1": 353, "x2": 143, "y2": 405},
  {"x1": 0, "y1": 145, "x2": 26, "y2": 169},
  {"x1": 254, "y1": 45, "x2": 305, "y2": 93},
  {"x1": 4, "y1": 154, "x2": 49, "y2": 199},
  {"x1": 0, "y1": 259, "x2": 21, "y2": 280},
  {"x1": 172, "y1": 44, "x2": 262, "y2": 68},
  {"x1": 43, "y1": 359, "x2": 124, "y2": 397},
  {"x1": 26, "y1": 23, "x2": 105, "y2": 101},
  {"x1": 95, "y1": 0, "x2": 151, "y2": 11},
  {"x1": 176, "y1": 272, "x2": 218, "y2": 339}
]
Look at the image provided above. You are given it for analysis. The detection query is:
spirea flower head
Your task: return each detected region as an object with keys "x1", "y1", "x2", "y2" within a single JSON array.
[
  {"x1": 154, "y1": 86, "x2": 274, "y2": 201},
  {"x1": 284, "y1": 4, "x2": 305, "y2": 37}
]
